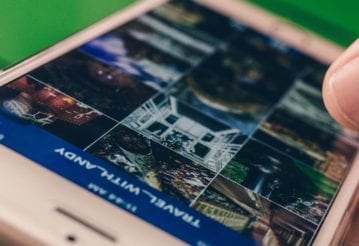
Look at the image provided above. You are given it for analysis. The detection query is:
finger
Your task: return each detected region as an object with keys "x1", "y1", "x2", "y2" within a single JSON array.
[
  {"x1": 323, "y1": 56, "x2": 359, "y2": 130},
  {"x1": 325, "y1": 38, "x2": 359, "y2": 82}
]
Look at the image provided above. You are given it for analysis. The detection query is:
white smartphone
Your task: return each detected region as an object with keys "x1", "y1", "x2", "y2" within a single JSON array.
[{"x1": 0, "y1": 0, "x2": 358, "y2": 245}]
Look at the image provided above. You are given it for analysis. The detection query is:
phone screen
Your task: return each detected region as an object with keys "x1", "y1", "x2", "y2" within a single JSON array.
[{"x1": 0, "y1": 0, "x2": 357, "y2": 245}]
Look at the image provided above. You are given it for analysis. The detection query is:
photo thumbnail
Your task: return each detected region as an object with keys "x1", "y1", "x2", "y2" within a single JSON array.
[
  {"x1": 30, "y1": 51, "x2": 156, "y2": 121},
  {"x1": 114, "y1": 14, "x2": 215, "y2": 66},
  {"x1": 0, "y1": 76, "x2": 116, "y2": 148},
  {"x1": 122, "y1": 93, "x2": 245, "y2": 172},
  {"x1": 193, "y1": 175, "x2": 316, "y2": 246},
  {"x1": 222, "y1": 35, "x2": 295, "y2": 104},
  {"x1": 253, "y1": 131, "x2": 348, "y2": 183},
  {"x1": 256, "y1": 109, "x2": 357, "y2": 182},
  {"x1": 79, "y1": 32, "x2": 190, "y2": 90},
  {"x1": 150, "y1": 0, "x2": 237, "y2": 46},
  {"x1": 88, "y1": 124, "x2": 215, "y2": 204},
  {"x1": 168, "y1": 34, "x2": 294, "y2": 134},
  {"x1": 221, "y1": 139, "x2": 339, "y2": 224},
  {"x1": 279, "y1": 80, "x2": 343, "y2": 134},
  {"x1": 298, "y1": 67, "x2": 359, "y2": 140},
  {"x1": 230, "y1": 29, "x2": 307, "y2": 73}
]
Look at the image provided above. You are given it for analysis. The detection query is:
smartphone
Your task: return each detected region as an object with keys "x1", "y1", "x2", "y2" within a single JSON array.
[{"x1": 0, "y1": 0, "x2": 358, "y2": 245}]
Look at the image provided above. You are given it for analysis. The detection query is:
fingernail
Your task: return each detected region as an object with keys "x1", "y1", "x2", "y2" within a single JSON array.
[{"x1": 329, "y1": 57, "x2": 359, "y2": 127}]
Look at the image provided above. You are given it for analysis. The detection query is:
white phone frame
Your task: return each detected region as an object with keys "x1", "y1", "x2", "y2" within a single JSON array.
[{"x1": 0, "y1": 0, "x2": 357, "y2": 245}]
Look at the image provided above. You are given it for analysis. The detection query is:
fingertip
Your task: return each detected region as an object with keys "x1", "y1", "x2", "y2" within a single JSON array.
[
  {"x1": 323, "y1": 76, "x2": 359, "y2": 130},
  {"x1": 325, "y1": 38, "x2": 359, "y2": 80},
  {"x1": 323, "y1": 57, "x2": 359, "y2": 131}
]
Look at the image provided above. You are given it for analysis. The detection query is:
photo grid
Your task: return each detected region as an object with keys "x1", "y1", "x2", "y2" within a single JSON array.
[{"x1": 1, "y1": 0, "x2": 357, "y2": 245}]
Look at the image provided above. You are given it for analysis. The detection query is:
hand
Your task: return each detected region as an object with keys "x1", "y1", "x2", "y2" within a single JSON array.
[{"x1": 323, "y1": 39, "x2": 359, "y2": 130}]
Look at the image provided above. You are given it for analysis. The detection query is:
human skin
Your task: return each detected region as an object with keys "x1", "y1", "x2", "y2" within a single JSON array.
[
  {"x1": 323, "y1": 39, "x2": 359, "y2": 130},
  {"x1": 323, "y1": 39, "x2": 359, "y2": 245}
]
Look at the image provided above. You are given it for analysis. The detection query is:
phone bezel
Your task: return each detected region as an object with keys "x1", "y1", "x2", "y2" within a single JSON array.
[{"x1": 0, "y1": 0, "x2": 357, "y2": 245}]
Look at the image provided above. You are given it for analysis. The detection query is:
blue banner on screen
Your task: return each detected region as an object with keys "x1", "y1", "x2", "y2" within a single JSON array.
[{"x1": 0, "y1": 112, "x2": 255, "y2": 245}]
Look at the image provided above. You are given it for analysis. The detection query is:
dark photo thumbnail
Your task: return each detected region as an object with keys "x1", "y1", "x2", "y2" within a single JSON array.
[
  {"x1": 150, "y1": 0, "x2": 236, "y2": 46},
  {"x1": 88, "y1": 124, "x2": 215, "y2": 204},
  {"x1": 201, "y1": 37, "x2": 294, "y2": 106},
  {"x1": 279, "y1": 80, "x2": 344, "y2": 135},
  {"x1": 122, "y1": 93, "x2": 245, "y2": 172},
  {"x1": 221, "y1": 139, "x2": 339, "y2": 224},
  {"x1": 169, "y1": 34, "x2": 294, "y2": 134},
  {"x1": 115, "y1": 15, "x2": 215, "y2": 66},
  {"x1": 256, "y1": 109, "x2": 357, "y2": 182},
  {"x1": 80, "y1": 33, "x2": 190, "y2": 90},
  {"x1": 253, "y1": 131, "x2": 349, "y2": 183},
  {"x1": 230, "y1": 29, "x2": 307, "y2": 72},
  {"x1": 193, "y1": 175, "x2": 316, "y2": 246},
  {"x1": 30, "y1": 51, "x2": 156, "y2": 121},
  {"x1": 0, "y1": 76, "x2": 116, "y2": 148},
  {"x1": 183, "y1": 53, "x2": 273, "y2": 118}
]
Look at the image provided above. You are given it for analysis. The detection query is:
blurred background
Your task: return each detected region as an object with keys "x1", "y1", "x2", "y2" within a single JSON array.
[{"x1": 0, "y1": 0, "x2": 358, "y2": 69}]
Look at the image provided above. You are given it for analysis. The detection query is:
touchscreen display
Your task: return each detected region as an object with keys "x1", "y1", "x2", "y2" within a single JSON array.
[{"x1": 0, "y1": 0, "x2": 358, "y2": 245}]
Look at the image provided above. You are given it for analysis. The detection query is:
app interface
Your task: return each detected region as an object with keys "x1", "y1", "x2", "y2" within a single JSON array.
[{"x1": 0, "y1": 1, "x2": 357, "y2": 245}]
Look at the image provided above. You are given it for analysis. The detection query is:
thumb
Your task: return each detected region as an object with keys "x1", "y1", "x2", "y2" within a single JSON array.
[{"x1": 323, "y1": 39, "x2": 359, "y2": 130}]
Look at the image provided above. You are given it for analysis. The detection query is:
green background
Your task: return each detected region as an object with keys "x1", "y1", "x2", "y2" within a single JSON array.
[
  {"x1": 0, "y1": 0, "x2": 134, "y2": 69},
  {"x1": 248, "y1": 0, "x2": 359, "y2": 47},
  {"x1": 0, "y1": 0, "x2": 358, "y2": 69}
]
